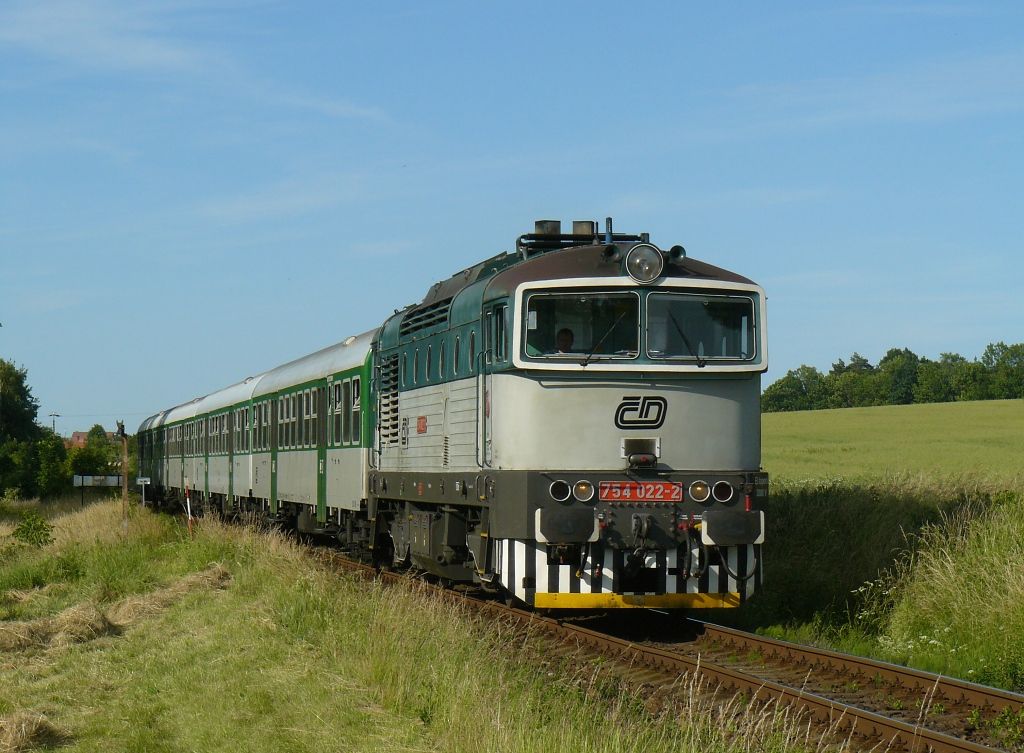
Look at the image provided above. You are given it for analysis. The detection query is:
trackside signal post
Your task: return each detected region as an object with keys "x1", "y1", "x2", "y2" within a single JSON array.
[{"x1": 117, "y1": 421, "x2": 128, "y2": 531}]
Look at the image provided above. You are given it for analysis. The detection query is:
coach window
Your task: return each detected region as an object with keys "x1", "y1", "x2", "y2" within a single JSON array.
[
  {"x1": 351, "y1": 378, "x2": 361, "y2": 443},
  {"x1": 426, "y1": 346, "x2": 432, "y2": 383},
  {"x1": 311, "y1": 390, "x2": 318, "y2": 446},
  {"x1": 469, "y1": 330, "x2": 476, "y2": 373},
  {"x1": 304, "y1": 390, "x2": 311, "y2": 447},
  {"x1": 401, "y1": 353, "x2": 408, "y2": 387},
  {"x1": 292, "y1": 395, "x2": 298, "y2": 448},
  {"x1": 439, "y1": 340, "x2": 446, "y2": 379},
  {"x1": 413, "y1": 350, "x2": 419, "y2": 386},
  {"x1": 342, "y1": 380, "x2": 352, "y2": 444},
  {"x1": 283, "y1": 397, "x2": 289, "y2": 449},
  {"x1": 453, "y1": 336, "x2": 460, "y2": 376},
  {"x1": 333, "y1": 383, "x2": 342, "y2": 445},
  {"x1": 284, "y1": 397, "x2": 290, "y2": 449}
]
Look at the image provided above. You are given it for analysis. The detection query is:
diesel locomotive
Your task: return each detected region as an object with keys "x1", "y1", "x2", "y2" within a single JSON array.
[{"x1": 138, "y1": 219, "x2": 769, "y2": 609}]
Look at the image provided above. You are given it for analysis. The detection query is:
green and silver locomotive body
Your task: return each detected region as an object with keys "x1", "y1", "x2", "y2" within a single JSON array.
[{"x1": 138, "y1": 219, "x2": 769, "y2": 610}]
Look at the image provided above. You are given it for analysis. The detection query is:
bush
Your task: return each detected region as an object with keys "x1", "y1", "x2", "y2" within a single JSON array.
[{"x1": 11, "y1": 510, "x2": 54, "y2": 548}]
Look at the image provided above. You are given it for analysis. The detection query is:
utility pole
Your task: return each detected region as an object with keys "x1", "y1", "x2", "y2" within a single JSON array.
[
  {"x1": 117, "y1": 420, "x2": 128, "y2": 532},
  {"x1": 49, "y1": 412, "x2": 60, "y2": 433}
]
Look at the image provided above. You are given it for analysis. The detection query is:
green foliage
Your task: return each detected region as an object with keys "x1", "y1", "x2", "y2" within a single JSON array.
[
  {"x1": 0, "y1": 438, "x2": 39, "y2": 499},
  {"x1": 763, "y1": 342, "x2": 1024, "y2": 412},
  {"x1": 69, "y1": 442, "x2": 112, "y2": 476},
  {"x1": 0, "y1": 358, "x2": 41, "y2": 443},
  {"x1": 11, "y1": 509, "x2": 54, "y2": 547},
  {"x1": 35, "y1": 430, "x2": 69, "y2": 498},
  {"x1": 874, "y1": 493, "x2": 1024, "y2": 690},
  {"x1": 725, "y1": 478, "x2": 956, "y2": 629}
]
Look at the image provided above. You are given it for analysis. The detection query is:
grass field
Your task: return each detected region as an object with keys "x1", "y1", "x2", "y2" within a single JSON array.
[
  {"x1": 0, "y1": 499, "x2": 833, "y2": 753},
  {"x1": 751, "y1": 398, "x2": 1024, "y2": 700},
  {"x1": 762, "y1": 398, "x2": 1024, "y2": 483}
]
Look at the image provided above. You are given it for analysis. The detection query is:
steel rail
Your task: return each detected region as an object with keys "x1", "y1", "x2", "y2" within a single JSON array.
[{"x1": 689, "y1": 620, "x2": 1024, "y2": 717}]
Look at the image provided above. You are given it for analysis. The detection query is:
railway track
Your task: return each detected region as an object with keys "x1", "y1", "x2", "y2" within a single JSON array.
[{"x1": 312, "y1": 547, "x2": 1024, "y2": 753}]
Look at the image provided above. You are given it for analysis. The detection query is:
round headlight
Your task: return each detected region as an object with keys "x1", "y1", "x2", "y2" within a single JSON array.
[
  {"x1": 712, "y1": 480, "x2": 735, "y2": 503},
  {"x1": 572, "y1": 480, "x2": 595, "y2": 502},
  {"x1": 625, "y1": 243, "x2": 664, "y2": 283},
  {"x1": 688, "y1": 480, "x2": 710, "y2": 503},
  {"x1": 549, "y1": 480, "x2": 571, "y2": 502}
]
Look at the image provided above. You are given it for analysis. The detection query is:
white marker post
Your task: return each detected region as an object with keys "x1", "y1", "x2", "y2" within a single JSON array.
[
  {"x1": 136, "y1": 477, "x2": 151, "y2": 507},
  {"x1": 185, "y1": 482, "x2": 193, "y2": 537}
]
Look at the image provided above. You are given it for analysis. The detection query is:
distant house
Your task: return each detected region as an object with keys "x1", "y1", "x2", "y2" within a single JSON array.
[{"x1": 68, "y1": 431, "x2": 115, "y2": 449}]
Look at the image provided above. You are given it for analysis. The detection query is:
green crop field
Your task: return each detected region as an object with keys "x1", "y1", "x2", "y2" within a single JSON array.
[{"x1": 762, "y1": 399, "x2": 1024, "y2": 483}]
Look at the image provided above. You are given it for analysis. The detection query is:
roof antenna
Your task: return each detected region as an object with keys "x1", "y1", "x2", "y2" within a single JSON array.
[{"x1": 604, "y1": 217, "x2": 613, "y2": 244}]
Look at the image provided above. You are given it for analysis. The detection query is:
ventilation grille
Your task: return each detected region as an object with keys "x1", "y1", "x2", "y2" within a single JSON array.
[
  {"x1": 399, "y1": 297, "x2": 452, "y2": 337},
  {"x1": 378, "y1": 355, "x2": 400, "y2": 447},
  {"x1": 443, "y1": 435, "x2": 450, "y2": 468}
]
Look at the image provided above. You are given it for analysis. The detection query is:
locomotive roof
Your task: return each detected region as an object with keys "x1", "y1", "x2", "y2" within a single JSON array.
[{"x1": 377, "y1": 240, "x2": 757, "y2": 349}]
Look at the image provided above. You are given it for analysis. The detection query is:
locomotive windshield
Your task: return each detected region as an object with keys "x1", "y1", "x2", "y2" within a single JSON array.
[
  {"x1": 524, "y1": 291, "x2": 640, "y2": 359},
  {"x1": 647, "y1": 292, "x2": 755, "y2": 361}
]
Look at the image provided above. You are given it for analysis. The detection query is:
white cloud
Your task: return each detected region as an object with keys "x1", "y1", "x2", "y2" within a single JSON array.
[
  {"x1": 197, "y1": 173, "x2": 367, "y2": 222},
  {"x1": 272, "y1": 93, "x2": 391, "y2": 124},
  {"x1": 0, "y1": 1, "x2": 392, "y2": 125},
  {"x1": 0, "y1": 0, "x2": 214, "y2": 72},
  {"x1": 726, "y1": 51, "x2": 1024, "y2": 131}
]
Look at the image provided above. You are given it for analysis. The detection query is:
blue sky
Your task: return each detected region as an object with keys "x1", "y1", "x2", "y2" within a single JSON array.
[{"x1": 1, "y1": 1, "x2": 1022, "y2": 435}]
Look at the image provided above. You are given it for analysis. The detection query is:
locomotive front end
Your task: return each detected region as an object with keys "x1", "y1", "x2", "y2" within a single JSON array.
[{"x1": 483, "y1": 222, "x2": 769, "y2": 609}]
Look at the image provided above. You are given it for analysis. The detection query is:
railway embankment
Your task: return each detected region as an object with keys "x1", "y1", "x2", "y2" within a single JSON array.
[
  {"x1": 1, "y1": 498, "x2": 836, "y2": 753},
  {"x1": 741, "y1": 401, "x2": 1024, "y2": 702}
]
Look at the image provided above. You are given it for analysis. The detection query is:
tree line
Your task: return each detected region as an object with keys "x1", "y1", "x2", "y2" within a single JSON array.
[
  {"x1": 762, "y1": 342, "x2": 1024, "y2": 412},
  {"x1": 0, "y1": 358, "x2": 132, "y2": 501}
]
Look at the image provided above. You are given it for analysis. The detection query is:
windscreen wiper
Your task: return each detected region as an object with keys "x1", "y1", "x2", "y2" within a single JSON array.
[
  {"x1": 668, "y1": 311, "x2": 706, "y2": 367},
  {"x1": 581, "y1": 311, "x2": 628, "y2": 367}
]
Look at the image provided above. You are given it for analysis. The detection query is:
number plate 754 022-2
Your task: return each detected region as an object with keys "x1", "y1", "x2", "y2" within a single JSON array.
[{"x1": 598, "y1": 481, "x2": 683, "y2": 502}]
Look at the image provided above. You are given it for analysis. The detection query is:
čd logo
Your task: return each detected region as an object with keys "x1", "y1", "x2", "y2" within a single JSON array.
[{"x1": 614, "y1": 396, "x2": 667, "y2": 429}]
